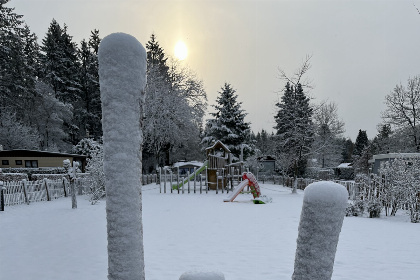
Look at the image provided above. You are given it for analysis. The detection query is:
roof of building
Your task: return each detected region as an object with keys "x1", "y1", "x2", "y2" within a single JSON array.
[
  {"x1": 205, "y1": 140, "x2": 231, "y2": 152},
  {"x1": 0, "y1": 149, "x2": 87, "y2": 158},
  {"x1": 337, "y1": 163, "x2": 352, "y2": 169},
  {"x1": 372, "y1": 153, "x2": 420, "y2": 161},
  {"x1": 172, "y1": 161, "x2": 204, "y2": 168}
]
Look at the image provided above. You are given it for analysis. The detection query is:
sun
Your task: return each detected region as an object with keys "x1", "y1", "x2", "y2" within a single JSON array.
[{"x1": 174, "y1": 40, "x2": 188, "y2": 60}]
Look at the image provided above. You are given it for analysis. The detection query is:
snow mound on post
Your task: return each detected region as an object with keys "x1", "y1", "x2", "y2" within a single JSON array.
[
  {"x1": 98, "y1": 33, "x2": 146, "y2": 280},
  {"x1": 292, "y1": 181, "x2": 348, "y2": 280},
  {"x1": 179, "y1": 270, "x2": 225, "y2": 280},
  {"x1": 303, "y1": 181, "x2": 348, "y2": 205}
]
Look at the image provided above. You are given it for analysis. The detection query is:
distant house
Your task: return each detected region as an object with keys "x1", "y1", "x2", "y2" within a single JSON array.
[
  {"x1": 173, "y1": 161, "x2": 204, "y2": 176},
  {"x1": 257, "y1": 155, "x2": 276, "y2": 175},
  {"x1": 0, "y1": 149, "x2": 87, "y2": 172},
  {"x1": 369, "y1": 153, "x2": 420, "y2": 174},
  {"x1": 334, "y1": 162, "x2": 354, "y2": 180}
]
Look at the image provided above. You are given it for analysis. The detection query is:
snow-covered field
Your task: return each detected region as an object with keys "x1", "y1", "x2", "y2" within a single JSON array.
[{"x1": 0, "y1": 183, "x2": 418, "y2": 280}]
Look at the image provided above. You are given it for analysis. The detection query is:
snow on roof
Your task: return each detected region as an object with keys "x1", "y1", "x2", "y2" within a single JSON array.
[
  {"x1": 337, "y1": 163, "x2": 352, "y2": 168},
  {"x1": 205, "y1": 140, "x2": 231, "y2": 152},
  {"x1": 172, "y1": 161, "x2": 204, "y2": 168},
  {"x1": 372, "y1": 153, "x2": 420, "y2": 160}
]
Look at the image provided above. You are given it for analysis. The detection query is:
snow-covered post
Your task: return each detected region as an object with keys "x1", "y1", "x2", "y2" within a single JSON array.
[
  {"x1": 179, "y1": 271, "x2": 225, "y2": 280},
  {"x1": 64, "y1": 159, "x2": 78, "y2": 209},
  {"x1": 292, "y1": 181, "x2": 348, "y2": 280},
  {"x1": 98, "y1": 32, "x2": 146, "y2": 280}
]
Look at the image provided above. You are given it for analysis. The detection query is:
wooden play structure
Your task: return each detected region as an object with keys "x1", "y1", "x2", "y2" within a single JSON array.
[{"x1": 205, "y1": 140, "x2": 245, "y2": 190}]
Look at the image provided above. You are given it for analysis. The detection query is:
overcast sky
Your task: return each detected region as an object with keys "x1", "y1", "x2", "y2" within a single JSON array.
[{"x1": 11, "y1": 0, "x2": 420, "y2": 140}]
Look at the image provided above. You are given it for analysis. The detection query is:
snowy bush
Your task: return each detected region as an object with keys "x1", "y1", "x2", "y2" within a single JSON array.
[
  {"x1": 86, "y1": 146, "x2": 105, "y2": 202},
  {"x1": 72, "y1": 138, "x2": 102, "y2": 158},
  {"x1": 379, "y1": 156, "x2": 420, "y2": 223}
]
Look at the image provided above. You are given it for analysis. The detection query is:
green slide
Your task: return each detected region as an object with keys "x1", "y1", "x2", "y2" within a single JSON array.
[{"x1": 172, "y1": 161, "x2": 208, "y2": 190}]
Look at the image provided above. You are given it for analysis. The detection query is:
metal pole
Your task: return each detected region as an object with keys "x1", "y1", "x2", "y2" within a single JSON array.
[{"x1": 159, "y1": 168, "x2": 162, "y2": 193}]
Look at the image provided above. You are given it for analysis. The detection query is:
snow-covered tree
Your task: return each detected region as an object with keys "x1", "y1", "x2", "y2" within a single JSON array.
[
  {"x1": 379, "y1": 156, "x2": 420, "y2": 222},
  {"x1": 274, "y1": 82, "x2": 314, "y2": 179},
  {"x1": 72, "y1": 137, "x2": 101, "y2": 158},
  {"x1": 74, "y1": 30, "x2": 102, "y2": 140},
  {"x1": 0, "y1": 1, "x2": 39, "y2": 119},
  {"x1": 382, "y1": 76, "x2": 420, "y2": 151},
  {"x1": 353, "y1": 129, "x2": 369, "y2": 157},
  {"x1": 0, "y1": 109, "x2": 40, "y2": 149},
  {"x1": 143, "y1": 34, "x2": 206, "y2": 167},
  {"x1": 202, "y1": 83, "x2": 253, "y2": 161},
  {"x1": 312, "y1": 101, "x2": 345, "y2": 168}
]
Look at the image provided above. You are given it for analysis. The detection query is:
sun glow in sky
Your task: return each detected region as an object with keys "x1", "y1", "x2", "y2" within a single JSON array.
[{"x1": 174, "y1": 40, "x2": 188, "y2": 60}]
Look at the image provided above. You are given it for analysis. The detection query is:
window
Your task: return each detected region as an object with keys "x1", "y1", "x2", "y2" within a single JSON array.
[
  {"x1": 25, "y1": 160, "x2": 38, "y2": 168},
  {"x1": 15, "y1": 160, "x2": 22, "y2": 165},
  {"x1": 2, "y1": 160, "x2": 9, "y2": 165}
]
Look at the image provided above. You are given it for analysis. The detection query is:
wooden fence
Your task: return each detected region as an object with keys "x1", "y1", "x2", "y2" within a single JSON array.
[{"x1": 1, "y1": 178, "x2": 89, "y2": 207}]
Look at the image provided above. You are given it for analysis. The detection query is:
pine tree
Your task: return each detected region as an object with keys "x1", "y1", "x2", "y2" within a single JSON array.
[
  {"x1": 274, "y1": 82, "x2": 314, "y2": 177},
  {"x1": 202, "y1": 83, "x2": 253, "y2": 161},
  {"x1": 75, "y1": 30, "x2": 102, "y2": 140},
  {"x1": 353, "y1": 129, "x2": 369, "y2": 156},
  {"x1": 0, "y1": 1, "x2": 39, "y2": 120},
  {"x1": 40, "y1": 19, "x2": 81, "y2": 144}
]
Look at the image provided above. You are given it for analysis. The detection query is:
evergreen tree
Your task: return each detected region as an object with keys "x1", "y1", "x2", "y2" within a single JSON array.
[
  {"x1": 0, "y1": 1, "x2": 39, "y2": 120},
  {"x1": 371, "y1": 124, "x2": 392, "y2": 155},
  {"x1": 353, "y1": 129, "x2": 369, "y2": 157},
  {"x1": 274, "y1": 82, "x2": 314, "y2": 177},
  {"x1": 40, "y1": 19, "x2": 81, "y2": 144},
  {"x1": 202, "y1": 83, "x2": 253, "y2": 161},
  {"x1": 340, "y1": 138, "x2": 354, "y2": 163},
  {"x1": 75, "y1": 30, "x2": 102, "y2": 140}
]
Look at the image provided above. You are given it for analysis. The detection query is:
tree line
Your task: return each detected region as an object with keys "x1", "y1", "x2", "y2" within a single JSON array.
[{"x1": 2, "y1": 0, "x2": 420, "y2": 179}]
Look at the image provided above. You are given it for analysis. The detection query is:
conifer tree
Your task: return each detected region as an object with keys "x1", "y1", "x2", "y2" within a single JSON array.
[
  {"x1": 202, "y1": 83, "x2": 253, "y2": 161},
  {"x1": 75, "y1": 30, "x2": 102, "y2": 140},
  {"x1": 274, "y1": 82, "x2": 314, "y2": 178},
  {"x1": 0, "y1": 1, "x2": 39, "y2": 119},
  {"x1": 353, "y1": 129, "x2": 369, "y2": 157}
]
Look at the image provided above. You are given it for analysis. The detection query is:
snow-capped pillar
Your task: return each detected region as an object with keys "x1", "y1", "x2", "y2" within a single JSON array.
[
  {"x1": 98, "y1": 32, "x2": 146, "y2": 280},
  {"x1": 292, "y1": 181, "x2": 348, "y2": 280},
  {"x1": 179, "y1": 271, "x2": 225, "y2": 280}
]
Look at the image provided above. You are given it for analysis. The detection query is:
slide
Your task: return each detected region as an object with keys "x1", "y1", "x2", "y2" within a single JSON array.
[
  {"x1": 224, "y1": 172, "x2": 272, "y2": 204},
  {"x1": 173, "y1": 161, "x2": 208, "y2": 190},
  {"x1": 223, "y1": 179, "x2": 249, "y2": 202}
]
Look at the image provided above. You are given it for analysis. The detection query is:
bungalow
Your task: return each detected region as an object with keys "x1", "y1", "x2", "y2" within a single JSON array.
[
  {"x1": 369, "y1": 153, "x2": 420, "y2": 174},
  {"x1": 0, "y1": 149, "x2": 87, "y2": 172},
  {"x1": 172, "y1": 161, "x2": 204, "y2": 176}
]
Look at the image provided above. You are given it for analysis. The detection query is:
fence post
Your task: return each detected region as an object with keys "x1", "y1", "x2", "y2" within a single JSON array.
[
  {"x1": 216, "y1": 171, "x2": 219, "y2": 194},
  {"x1": 22, "y1": 179, "x2": 29, "y2": 205},
  {"x1": 170, "y1": 170, "x2": 173, "y2": 194},
  {"x1": 62, "y1": 177, "x2": 68, "y2": 197},
  {"x1": 193, "y1": 167, "x2": 197, "y2": 194},
  {"x1": 0, "y1": 181, "x2": 4, "y2": 211},
  {"x1": 43, "y1": 178, "x2": 51, "y2": 201},
  {"x1": 187, "y1": 171, "x2": 190, "y2": 194},
  {"x1": 163, "y1": 168, "x2": 167, "y2": 194},
  {"x1": 205, "y1": 166, "x2": 208, "y2": 194},
  {"x1": 200, "y1": 174, "x2": 202, "y2": 194},
  {"x1": 159, "y1": 168, "x2": 162, "y2": 193},
  {"x1": 177, "y1": 173, "x2": 180, "y2": 194}
]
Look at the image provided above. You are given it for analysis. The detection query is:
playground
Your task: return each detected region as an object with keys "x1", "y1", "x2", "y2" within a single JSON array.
[{"x1": 1, "y1": 182, "x2": 418, "y2": 280}]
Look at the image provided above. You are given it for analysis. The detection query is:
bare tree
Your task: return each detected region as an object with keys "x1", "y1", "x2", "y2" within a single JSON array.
[
  {"x1": 382, "y1": 76, "x2": 420, "y2": 151},
  {"x1": 312, "y1": 101, "x2": 345, "y2": 168},
  {"x1": 278, "y1": 55, "x2": 313, "y2": 91}
]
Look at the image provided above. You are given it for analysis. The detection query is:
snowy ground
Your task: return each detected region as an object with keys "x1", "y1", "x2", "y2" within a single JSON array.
[{"x1": 0, "y1": 183, "x2": 418, "y2": 280}]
